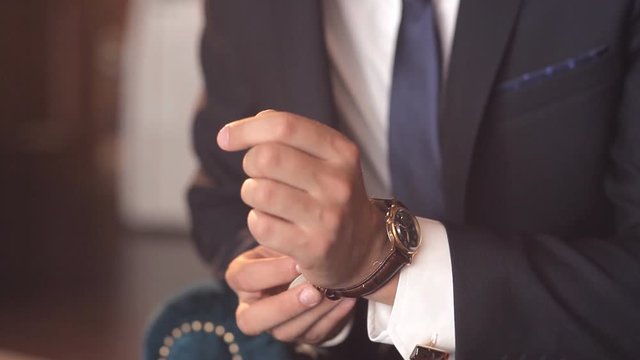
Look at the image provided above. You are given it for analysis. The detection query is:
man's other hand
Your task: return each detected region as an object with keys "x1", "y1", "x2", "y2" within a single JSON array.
[{"x1": 225, "y1": 246, "x2": 356, "y2": 343}]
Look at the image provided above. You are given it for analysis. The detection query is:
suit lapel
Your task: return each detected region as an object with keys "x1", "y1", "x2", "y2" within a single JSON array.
[{"x1": 440, "y1": 0, "x2": 522, "y2": 222}]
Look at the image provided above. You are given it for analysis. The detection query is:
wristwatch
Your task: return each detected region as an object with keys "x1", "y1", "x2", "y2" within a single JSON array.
[{"x1": 317, "y1": 198, "x2": 422, "y2": 300}]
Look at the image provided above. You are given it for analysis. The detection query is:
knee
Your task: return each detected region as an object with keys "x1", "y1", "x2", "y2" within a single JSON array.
[{"x1": 143, "y1": 281, "x2": 291, "y2": 360}]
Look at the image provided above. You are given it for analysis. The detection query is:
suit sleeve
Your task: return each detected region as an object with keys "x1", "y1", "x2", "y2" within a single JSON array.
[
  {"x1": 449, "y1": 9, "x2": 640, "y2": 359},
  {"x1": 188, "y1": 0, "x2": 257, "y2": 273}
]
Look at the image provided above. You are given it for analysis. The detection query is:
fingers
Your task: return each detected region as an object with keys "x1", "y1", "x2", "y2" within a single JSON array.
[
  {"x1": 242, "y1": 142, "x2": 358, "y2": 201},
  {"x1": 241, "y1": 178, "x2": 320, "y2": 226},
  {"x1": 243, "y1": 142, "x2": 325, "y2": 193},
  {"x1": 217, "y1": 111, "x2": 355, "y2": 162},
  {"x1": 271, "y1": 298, "x2": 356, "y2": 344},
  {"x1": 236, "y1": 285, "x2": 323, "y2": 336},
  {"x1": 227, "y1": 246, "x2": 354, "y2": 343},
  {"x1": 247, "y1": 210, "x2": 313, "y2": 261},
  {"x1": 251, "y1": 246, "x2": 286, "y2": 259},
  {"x1": 226, "y1": 254, "x2": 299, "y2": 293}
]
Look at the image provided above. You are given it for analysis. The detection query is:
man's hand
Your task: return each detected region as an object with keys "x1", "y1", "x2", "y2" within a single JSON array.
[
  {"x1": 225, "y1": 246, "x2": 356, "y2": 343},
  {"x1": 217, "y1": 111, "x2": 388, "y2": 290}
]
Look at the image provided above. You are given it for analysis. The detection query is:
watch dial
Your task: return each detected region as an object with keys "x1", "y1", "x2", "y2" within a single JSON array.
[{"x1": 394, "y1": 208, "x2": 420, "y2": 250}]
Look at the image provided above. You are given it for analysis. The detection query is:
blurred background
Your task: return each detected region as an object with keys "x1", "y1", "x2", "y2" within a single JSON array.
[{"x1": 0, "y1": 0, "x2": 212, "y2": 359}]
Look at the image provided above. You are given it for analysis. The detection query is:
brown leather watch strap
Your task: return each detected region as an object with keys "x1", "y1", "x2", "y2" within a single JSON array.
[
  {"x1": 317, "y1": 250, "x2": 410, "y2": 300},
  {"x1": 316, "y1": 198, "x2": 419, "y2": 300}
]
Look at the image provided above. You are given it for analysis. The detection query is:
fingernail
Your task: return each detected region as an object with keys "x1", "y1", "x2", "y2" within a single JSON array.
[
  {"x1": 256, "y1": 109, "x2": 275, "y2": 117},
  {"x1": 217, "y1": 125, "x2": 229, "y2": 149},
  {"x1": 299, "y1": 286, "x2": 322, "y2": 307}
]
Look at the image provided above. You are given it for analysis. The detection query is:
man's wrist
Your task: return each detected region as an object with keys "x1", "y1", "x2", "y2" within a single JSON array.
[
  {"x1": 317, "y1": 199, "x2": 416, "y2": 300},
  {"x1": 352, "y1": 208, "x2": 393, "y2": 285},
  {"x1": 329, "y1": 202, "x2": 390, "y2": 289}
]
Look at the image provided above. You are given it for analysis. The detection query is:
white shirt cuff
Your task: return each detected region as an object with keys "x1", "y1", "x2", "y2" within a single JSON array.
[
  {"x1": 367, "y1": 218, "x2": 456, "y2": 359},
  {"x1": 320, "y1": 317, "x2": 353, "y2": 347}
]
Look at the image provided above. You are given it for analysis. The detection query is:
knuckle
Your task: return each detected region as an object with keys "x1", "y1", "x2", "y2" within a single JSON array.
[
  {"x1": 225, "y1": 265, "x2": 246, "y2": 291},
  {"x1": 319, "y1": 206, "x2": 341, "y2": 231},
  {"x1": 273, "y1": 114, "x2": 296, "y2": 139},
  {"x1": 235, "y1": 310, "x2": 257, "y2": 336},
  {"x1": 311, "y1": 170, "x2": 328, "y2": 194},
  {"x1": 342, "y1": 140, "x2": 360, "y2": 164},
  {"x1": 332, "y1": 136, "x2": 360, "y2": 164},
  {"x1": 242, "y1": 148, "x2": 256, "y2": 176},
  {"x1": 331, "y1": 176, "x2": 353, "y2": 203},
  {"x1": 254, "y1": 181, "x2": 275, "y2": 205},
  {"x1": 242, "y1": 180, "x2": 275, "y2": 208},
  {"x1": 298, "y1": 196, "x2": 314, "y2": 215},
  {"x1": 247, "y1": 211, "x2": 271, "y2": 241},
  {"x1": 224, "y1": 265, "x2": 237, "y2": 288},
  {"x1": 240, "y1": 179, "x2": 254, "y2": 205},
  {"x1": 255, "y1": 144, "x2": 280, "y2": 171},
  {"x1": 315, "y1": 170, "x2": 352, "y2": 202},
  {"x1": 303, "y1": 331, "x2": 324, "y2": 345},
  {"x1": 270, "y1": 328, "x2": 293, "y2": 342}
]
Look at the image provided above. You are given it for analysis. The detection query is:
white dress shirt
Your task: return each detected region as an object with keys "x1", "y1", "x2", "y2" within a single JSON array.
[{"x1": 322, "y1": 0, "x2": 460, "y2": 358}]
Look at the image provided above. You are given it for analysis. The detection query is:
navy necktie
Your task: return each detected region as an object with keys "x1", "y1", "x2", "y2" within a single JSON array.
[{"x1": 389, "y1": 0, "x2": 444, "y2": 219}]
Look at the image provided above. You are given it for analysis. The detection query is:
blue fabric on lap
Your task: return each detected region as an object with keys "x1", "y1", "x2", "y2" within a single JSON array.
[{"x1": 144, "y1": 281, "x2": 292, "y2": 360}]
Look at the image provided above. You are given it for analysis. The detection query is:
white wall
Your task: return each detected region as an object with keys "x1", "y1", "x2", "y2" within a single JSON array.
[{"x1": 119, "y1": 0, "x2": 204, "y2": 231}]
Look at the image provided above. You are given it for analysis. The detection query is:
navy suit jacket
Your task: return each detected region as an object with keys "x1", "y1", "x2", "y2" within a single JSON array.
[{"x1": 189, "y1": 0, "x2": 640, "y2": 358}]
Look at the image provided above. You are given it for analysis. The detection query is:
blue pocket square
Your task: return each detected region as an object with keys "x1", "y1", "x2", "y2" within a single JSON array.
[{"x1": 498, "y1": 45, "x2": 609, "y2": 92}]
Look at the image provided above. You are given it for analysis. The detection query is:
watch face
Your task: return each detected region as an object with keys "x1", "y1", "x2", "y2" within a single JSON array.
[{"x1": 393, "y1": 207, "x2": 420, "y2": 251}]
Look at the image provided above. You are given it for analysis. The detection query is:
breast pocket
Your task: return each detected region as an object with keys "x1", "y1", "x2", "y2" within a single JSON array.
[{"x1": 490, "y1": 45, "x2": 621, "y2": 121}]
